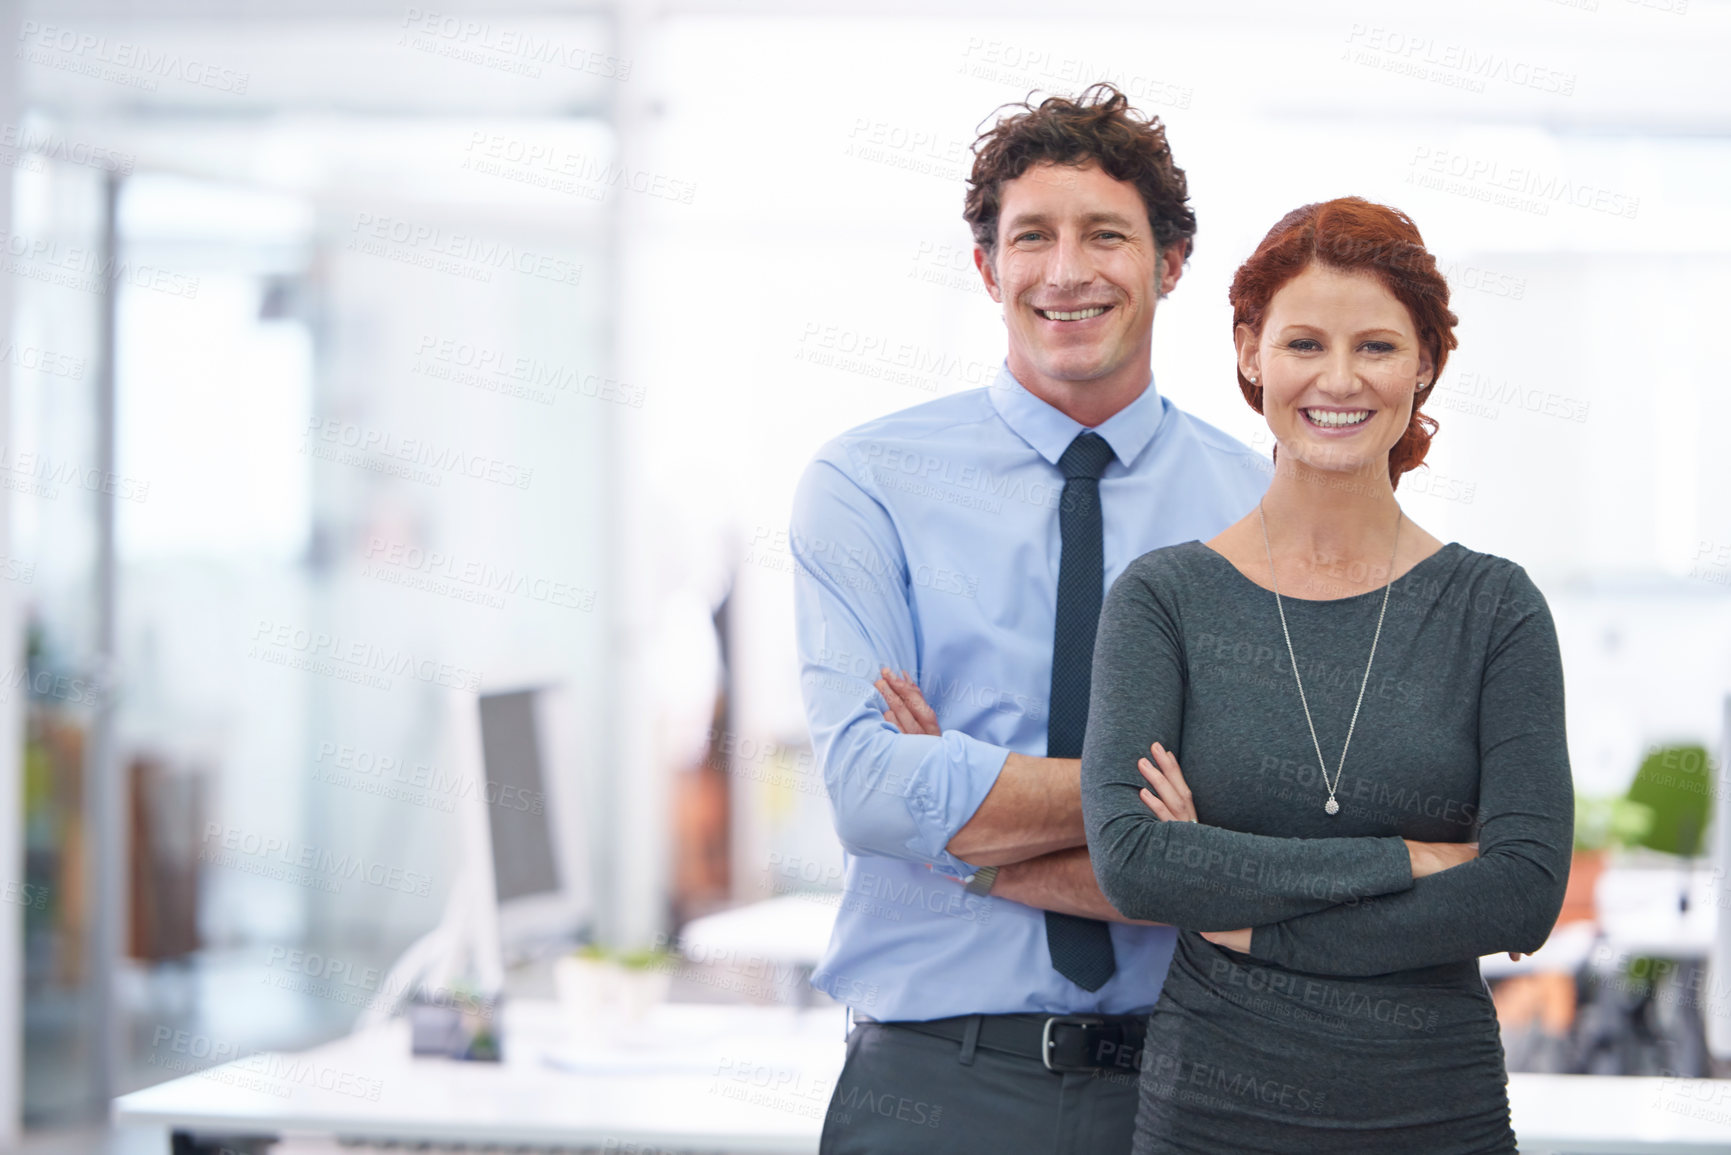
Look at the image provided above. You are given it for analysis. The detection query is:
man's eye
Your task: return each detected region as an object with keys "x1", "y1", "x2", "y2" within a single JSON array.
[{"x1": 1014, "y1": 232, "x2": 1044, "y2": 243}]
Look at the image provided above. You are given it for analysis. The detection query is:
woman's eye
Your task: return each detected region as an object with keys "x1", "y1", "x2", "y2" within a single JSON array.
[
  {"x1": 1362, "y1": 341, "x2": 1395, "y2": 354},
  {"x1": 1288, "y1": 339, "x2": 1321, "y2": 352}
]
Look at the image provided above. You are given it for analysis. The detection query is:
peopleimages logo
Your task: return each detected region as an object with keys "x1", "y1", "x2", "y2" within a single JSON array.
[
  {"x1": 313, "y1": 740, "x2": 544, "y2": 814},
  {"x1": 248, "y1": 618, "x2": 484, "y2": 693},
  {"x1": 413, "y1": 335, "x2": 647, "y2": 408},
  {"x1": 0, "y1": 228, "x2": 199, "y2": 298},
  {"x1": 0, "y1": 665, "x2": 103, "y2": 707},
  {"x1": 1343, "y1": 25, "x2": 1576, "y2": 96},
  {"x1": 16, "y1": 21, "x2": 250, "y2": 93},
  {"x1": 398, "y1": 8, "x2": 632, "y2": 81},
  {"x1": 346, "y1": 212, "x2": 583, "y2": 286},
  {"x1": 199, "y1": 823, "x2": 434, "y2": 897},
  {"x1": 362, "y1": 535, "x2": 595, "y2": 612},
  {"x1": 0, "y1": 123, "x2": 136, "y2": 174},
  {"x1": 149, "y1": 1026, "x2": 384, "y2": 1101},
  {"x1": 0, "y1": 443, "x2": 150, "y2": 503},
  {"x1": 1408, "y1": 147, "x2": 1639, "y2": 221},
  {"x1": 1, "y1": 880, "x2": 49, "y2": 910},
  {"x1": 302, "y1": 418, "x2": 534, "y2": 490}
]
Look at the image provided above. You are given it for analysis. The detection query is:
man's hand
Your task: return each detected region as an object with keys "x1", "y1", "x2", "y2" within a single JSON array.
[
  {"x1": 876, "y1": 667, "x2": 941, "y2": 736},
  {"x1": 874, "y1": 665, "x2": 1081, "y2": 865}
]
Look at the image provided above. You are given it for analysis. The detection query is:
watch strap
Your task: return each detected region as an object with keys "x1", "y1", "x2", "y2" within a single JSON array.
[{"x1": 964, "y1": 865, "x2": 999, "y2": 896}]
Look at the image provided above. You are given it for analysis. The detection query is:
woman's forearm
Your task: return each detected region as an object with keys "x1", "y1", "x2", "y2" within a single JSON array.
[
  {"x1": 1248, "y1": 845, "x2": 1569, "y2": 975},
  {"x1": 1087, "y1": 800, "x2": 1415, "y2": 929},
  {"x1": 1248, "y1": 571, "x2": 1575, "y2": 975},
  {"x1": 1081, "y1": 564, "x2": 1419, "y2": 929}
]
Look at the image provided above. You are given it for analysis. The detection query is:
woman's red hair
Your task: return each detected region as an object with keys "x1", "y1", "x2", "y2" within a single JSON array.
[{"x1": 1228, "y1": 197, "x2": 1458, "y2": 489}]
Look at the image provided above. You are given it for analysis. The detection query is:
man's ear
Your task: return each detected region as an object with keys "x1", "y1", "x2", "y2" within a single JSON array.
[
  {"x1": 1156, "y1": 244, "x2": 1184, "y2": 299},
  {"x1": 1234, "y1": 323, "x2": 1261, "y2": 384},
  {"x1": 974, "y1": 245, "x2": 1002, "y2": 304}
]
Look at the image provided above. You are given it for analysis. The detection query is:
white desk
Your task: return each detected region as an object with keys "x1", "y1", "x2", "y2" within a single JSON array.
[
  {"x1": 116, "y1": 1001, "x2": 846, "y2": 1154},
  {"x1": 114, "y1": 999, "x2": 1731, "y2": 1153}
]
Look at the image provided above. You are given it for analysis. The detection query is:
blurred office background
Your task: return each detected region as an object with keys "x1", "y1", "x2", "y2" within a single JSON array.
[{"x1": 1, "y1": 0, "x2": 1729, "y2": 1148}]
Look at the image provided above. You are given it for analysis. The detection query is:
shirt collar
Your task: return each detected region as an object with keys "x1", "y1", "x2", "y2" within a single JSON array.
[{"x1": 986, "y1": 360, "x2": 1167, "y2": 471}]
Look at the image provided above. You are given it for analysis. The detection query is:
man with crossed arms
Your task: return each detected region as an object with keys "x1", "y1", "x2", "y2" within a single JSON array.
[{"x1": 789, "y1": 84, "x2": 1269, "y2": 1153}]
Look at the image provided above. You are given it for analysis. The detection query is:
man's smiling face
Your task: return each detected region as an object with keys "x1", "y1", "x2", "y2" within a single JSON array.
[{"x1": 976, "y1": 159, "x2": 1182, "y2": 399}]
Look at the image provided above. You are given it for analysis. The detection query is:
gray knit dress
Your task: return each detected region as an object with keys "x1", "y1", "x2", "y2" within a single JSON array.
[{"x1": 1080, "y1": 540, "x2": 1572, "y2": 1154}]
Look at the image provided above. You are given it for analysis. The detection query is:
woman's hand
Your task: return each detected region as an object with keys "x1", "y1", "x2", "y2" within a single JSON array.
[
  {"x1": 1148, "y1": 745, "x2": 1231, "y2": 952},
  {"x1": 1200, "y1": 928, "x2": 1252, "y2": 952},
  {"x1": 1136, "y1": 740, "x2": 1198, "y2": 823},
  {"x1": 1202, "y1": 923, "x2": 1520, "y2": 961},
  {"x1": 875, "y1": 667, "x2": 941, "y2": 736}
]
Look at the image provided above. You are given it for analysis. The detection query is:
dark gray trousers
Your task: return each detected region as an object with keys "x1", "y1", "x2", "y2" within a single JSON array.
[{"x1": 818, "y1": 1019, "x2": 1141, "y2": 1155}]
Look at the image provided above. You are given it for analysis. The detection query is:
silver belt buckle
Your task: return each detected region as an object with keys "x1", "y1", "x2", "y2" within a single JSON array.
[{"x1": 1041, "y1": 1014, "x2": 1108, "y2": 1073}]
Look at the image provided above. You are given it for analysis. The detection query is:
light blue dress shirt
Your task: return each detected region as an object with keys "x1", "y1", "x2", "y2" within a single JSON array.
[{"x1": 790, "y1": 361, "x2": 1273, "y2": 1021}]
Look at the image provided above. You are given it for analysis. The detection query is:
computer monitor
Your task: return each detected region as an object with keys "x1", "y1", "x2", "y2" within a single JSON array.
[
  {"x1": 478, "y1": 685, "x2": 588, "y2": 963},
  {"x1": 359, "y1": 683, "x2": 590, "y2": 1026},
  {"x1": 481, "y1": 690, "x2": 559, "y2": 903}
]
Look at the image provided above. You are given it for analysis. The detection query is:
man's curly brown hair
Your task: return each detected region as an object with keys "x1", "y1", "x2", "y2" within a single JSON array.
[{"x1": 963, "y1": 82, "x2": 1197, "y2": 264}]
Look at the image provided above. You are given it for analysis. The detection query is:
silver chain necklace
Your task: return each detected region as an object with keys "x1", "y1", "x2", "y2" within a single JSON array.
[{"x1": 1258, "y1": 500, "x2": 1403, "y2": 816}]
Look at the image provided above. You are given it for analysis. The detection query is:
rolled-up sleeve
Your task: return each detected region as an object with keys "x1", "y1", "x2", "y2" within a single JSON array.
[{"x1": 790, "y1": 456, "x2": 1011, "y2": 877}]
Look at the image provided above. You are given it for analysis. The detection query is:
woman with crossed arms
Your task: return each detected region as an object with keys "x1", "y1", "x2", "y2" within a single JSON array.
[{"x1": 879, "y1": 197, "x2": 1570, "y2": 1153}]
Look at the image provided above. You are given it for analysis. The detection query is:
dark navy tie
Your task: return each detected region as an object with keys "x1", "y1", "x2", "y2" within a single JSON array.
[{"x1": 1044, "y1": 430, "x2": 1118, "y2": 992}]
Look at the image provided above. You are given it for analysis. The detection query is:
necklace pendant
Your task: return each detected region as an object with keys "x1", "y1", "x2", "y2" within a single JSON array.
[{"x1": 1324, "y1": 798, "x2": 1340, "y2": 815}]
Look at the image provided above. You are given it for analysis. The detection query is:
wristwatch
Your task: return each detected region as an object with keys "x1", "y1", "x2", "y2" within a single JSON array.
[{"x1": 964, "y1": 865, "x2": 999, "y2": 896}]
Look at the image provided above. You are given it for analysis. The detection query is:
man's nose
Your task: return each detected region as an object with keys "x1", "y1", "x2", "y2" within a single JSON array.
[{"x1": 1045, "y1": 231, "x2": 1094, "y2": 292}]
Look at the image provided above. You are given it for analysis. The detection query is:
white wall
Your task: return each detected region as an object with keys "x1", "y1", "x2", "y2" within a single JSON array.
[{"x1": 615, "y1": 5, "x2": 1731, "y2": 898}]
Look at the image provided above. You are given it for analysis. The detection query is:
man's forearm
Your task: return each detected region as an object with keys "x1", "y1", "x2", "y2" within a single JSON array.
[
  {"x1": 991, "y1": 846, "x2": 1161, "y2": 925},
  {"x1": 944, "y1": 753, "x2": 1086, "y2": 866}
]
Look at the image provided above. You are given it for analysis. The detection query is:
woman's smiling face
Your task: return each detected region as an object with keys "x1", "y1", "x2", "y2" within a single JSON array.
[{"x1": 1237, "y1": 263, "x2": 1434, "y2": 477}]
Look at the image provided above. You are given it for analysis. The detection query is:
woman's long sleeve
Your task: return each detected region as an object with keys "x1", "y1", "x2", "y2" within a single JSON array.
[
  {"x1": 1080, "y1": 558, "x2": 1415, "y2": 931},
  {"x1": 1246, "y1": 566, "x2": 1574, "y2": 976}
]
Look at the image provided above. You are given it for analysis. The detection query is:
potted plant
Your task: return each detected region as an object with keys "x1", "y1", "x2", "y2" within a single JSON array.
[
  {"x1": 553, "y1": 941, "x2": 675, "y2": 1034},
  {"x1": 1565, "y1": 792, "x2": 1655, "y2": 924}
]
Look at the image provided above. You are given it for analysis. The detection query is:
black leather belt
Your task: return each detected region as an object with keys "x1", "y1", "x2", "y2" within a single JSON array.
[{"x1": 858, "y1": 1012, "x2": 1147, "y2": 1073}]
